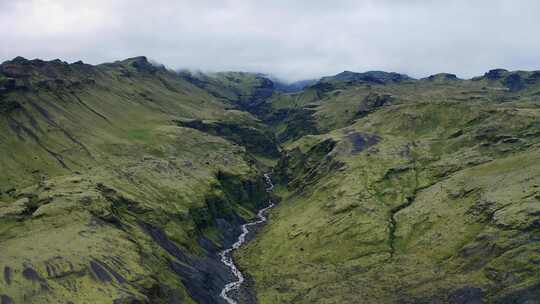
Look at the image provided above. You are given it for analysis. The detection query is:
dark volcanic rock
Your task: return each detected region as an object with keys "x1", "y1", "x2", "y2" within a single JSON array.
[
  {"x1": 22, "y1": 265, "x2": 49, "y2": 291},
  {"x1": 529, "y1": 71, "x2": 540, "y2": 82},
  {"x1": 0, "y1": 56, "x2": 100, "y2": 94},
  {"x1": 503, "y1": 73, "x2": 526, "y2": 92},
  {"x1": 174, "y1": 119, "x2": 280, "y2": 158},
  {"x1": 310, "y1": 81, "x2": 336, "y2": 93},
  {"x1": 89, "y1": 260, "x2": 113, "y2": 283},
  {"x1": 22, "y1": 266, "x2": 42, "y2": 281},
  {"x1": 496, "y1": 280, "x2": 540, "y2": 303},
  {"x1": 0, "y1": 294, "x2": 13, "y2": 304},
  {"x1": 0, "y1": 77, "x2": 29, "y2": 93},
  {"x1": 275, "y1": 137, "x2": 341, "y2": 189},
  {"x1": 272, "y1": 107, "x2": 319, "y2": 143},
  {"x1": 353, "y1": 93, "x2": 394, "y2": 120},
  {"x1": 0, "y1": 100, "x2": 22, "y2": 114},
  {"x1": 128, "y1": 56, "x2": 164, "y2": 74},
  {"x1": 137, "y1": 171, "x2": 270, "y2": 303},
  {"x1": 3, "y1": 267, "x2": 11, "y2": 285},
  {"x1": 346, "y1": 132, "x2": 380, "y2": 154},
  {"x1": 448, "y1": 287, "x2": 484, "y2": 304},
  {"x1": 141, "y1": 223, "x2": 231, "y2": 304},
  {"x1": 140, "y1": 223, "x2": 191, "y2": 263},
  {"x1": 484, "y1": 69, "x2": 509, "y2": 80}
]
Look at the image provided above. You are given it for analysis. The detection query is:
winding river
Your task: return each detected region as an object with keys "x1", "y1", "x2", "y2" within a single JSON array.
[{"x1": 219, "y1": 173, "x2": 275, "y2": 304}]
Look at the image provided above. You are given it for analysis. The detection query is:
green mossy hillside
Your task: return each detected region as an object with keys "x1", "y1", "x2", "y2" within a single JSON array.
[
  {"x1": 2, "y1": 56, "x2": 540, "y2": 304},
  {"x1": 0, "y1": 57, "x2": 276, "y2": 304},
  {"x1": 238, "y1": 84, "x2": 540, "y2": 303}
]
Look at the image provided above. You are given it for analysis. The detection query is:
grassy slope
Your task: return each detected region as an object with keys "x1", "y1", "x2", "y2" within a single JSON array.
[
  {"x1": 0, "y1": 57, "x2": 275, "y2": 303},
  {"x1": 237, "y1": 75, "x2": 540, "y2": 303},
  {"x1": 2, "y1": 57, "x2": 540, "y2": 304}
]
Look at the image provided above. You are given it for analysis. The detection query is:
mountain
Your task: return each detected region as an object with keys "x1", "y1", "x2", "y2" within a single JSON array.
[
  {"x1": 1, "y1": 58, "x2": 540, "y2": 304},
  {"x1": 0, "y1": 56, "x2": 277, "y2": 304},
  {"x1": 472, "y1": 69, "x2": 540, "y2": 92},
  {"x1": 236, "y1": 69, "x2": 540, "y2": 304},
  {"x1": 320, "y1": 70, "x2": 412, "y2": 84}
]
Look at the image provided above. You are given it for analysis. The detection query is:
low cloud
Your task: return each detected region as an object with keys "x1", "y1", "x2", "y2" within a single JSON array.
[{"x1": 1, "y1": 0, "x2": 540, "y2": 81}]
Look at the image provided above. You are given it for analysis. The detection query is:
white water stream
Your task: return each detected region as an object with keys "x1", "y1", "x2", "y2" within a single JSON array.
[{"x1": 219, "y1": 173, "x2": 275, "y2": 304}]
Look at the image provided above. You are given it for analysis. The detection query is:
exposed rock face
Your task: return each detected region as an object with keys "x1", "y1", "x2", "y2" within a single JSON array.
[
  {"x1": 174, "y1": 119, "x2": 280, "y2": 158},
  {"x1": 353, "y1": 93, "x2": 394, "y2": 120},
  {"x1": 142, "y1": 223, "x2": 233, "y2": 304},
  {"x1": 309, "y1": 81, "x2": 337, "y2": 94},
  {"x1": 0, "y1": 99, "x2": 21, "y2": 114},
  {"x1": 0, "y1": 56, "x2": 98, "y2": 94},
  {"x1": 275, "y1": 137, "x2": 342, "y2": 190},
  {"x1": 273, "y1": 107, "x2": 319, "y2": 143},
  {"x1": 503, "y1": 73, "x2": 526, "y2": 92},
  {"x1": 124, "y1": 56, "x2": 165, "y2": 74},
  {"x1": 484, "y1": 68, "x2": 509, "y2": 80},
  {"x1": 345, "y1": 132, "x2": 380, "y2": 154}
]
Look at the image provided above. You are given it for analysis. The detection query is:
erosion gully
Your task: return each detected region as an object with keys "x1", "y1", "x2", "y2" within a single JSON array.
[{"x1": 219, "y1": 173, "x2": 275, "y2": 304}]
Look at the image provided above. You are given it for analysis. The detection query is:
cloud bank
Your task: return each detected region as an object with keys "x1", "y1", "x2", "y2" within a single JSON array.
[{"x1": 1, "y1": 0, "x2": 540, "y2": 81}]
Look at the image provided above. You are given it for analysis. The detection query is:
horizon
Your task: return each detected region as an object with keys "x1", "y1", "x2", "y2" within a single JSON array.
[
  {"x1": 2, "y1": 54, "x2": 537, "y2": 84},
  {"x1": 2, "y1": 1, "x2": 540, "y2": 82},
  {"x1": 2, "y1": 2, "x2": 540, "y2": 303}
]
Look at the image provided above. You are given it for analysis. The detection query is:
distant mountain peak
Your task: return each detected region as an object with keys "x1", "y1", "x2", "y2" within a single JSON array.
[
  {"x1": 423, "y1": 73, "x2": 459, "y2": 81},
  {"x1": 472, "y1": 68, "x2": 540, "y2": 92},
  {"x1": 107, "y1": 56, "x2": 166, "y2": 74},
  {"x1": 484, "y1": 68, "x2": 509, "y2": 80},
  {"x1": 321, "y1": 70, "x2": 412, "y2": 85}
]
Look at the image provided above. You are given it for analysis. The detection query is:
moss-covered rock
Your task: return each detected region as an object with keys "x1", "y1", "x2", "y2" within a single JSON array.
[{"x1": 174, "y1": 118, "x2": 280, "y2": 158}]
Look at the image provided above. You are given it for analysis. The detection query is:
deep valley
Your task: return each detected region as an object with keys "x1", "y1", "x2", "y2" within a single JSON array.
[{"x1": 0, "y1": 56, "x2": 539, "y2": 304}]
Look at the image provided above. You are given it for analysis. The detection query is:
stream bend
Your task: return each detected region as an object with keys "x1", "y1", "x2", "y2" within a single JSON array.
[{"x1": 219, "y1": 173, "x2": 275, "y2": 304}]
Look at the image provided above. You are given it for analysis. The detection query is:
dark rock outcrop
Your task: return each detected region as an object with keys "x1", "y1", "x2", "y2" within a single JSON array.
[
  {"x1": 174, "y1": 119, "x2": 280, "y2": 158},
  {"x1": 140, "y1": 222, "x2": 236, "y2": 304},
  {"x1": 126, "y1": 56, "x2": 165, "y2": 74},
  {"x1": 0, "y1": 56, "x2": 98, "y2": 94},
  {"x1": 448, "y1": 287, "x2": 484, "y2": 304},
  {"x1": 484, "y1": 69, "x2": 509, "y2": 80},
  {"x1": 496, "y1": 281, "x2": 540, "y2": 303},
  {"x1": 276, "y1": 138, "x2": 341, "y2": 190},
  {"x1": 0, "y1": 99, "x2": 22, "y2": 114},
  {"x1": 138, "y1": 171, "x2": 268, "y2": 303},
  {"x1": 503, "y1": 73, "x2": 526, "y2": 92},
  {"x1": 353, "y1": 93, "x2": 394, "y2": 120},
  {"x1": 273, "y1": 107, "x2": 319, "y2": 143},
  {"x1": 346, "y1": 132, "x2": 380, "y2": 154},
  {"x1": 0, "y1": 294, "x2": 13, "y2": 304}
]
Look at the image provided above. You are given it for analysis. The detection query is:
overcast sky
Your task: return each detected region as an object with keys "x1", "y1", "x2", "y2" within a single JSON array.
[{"x1": 1, "y1": 0, "x2": 540, "y2": 81}]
